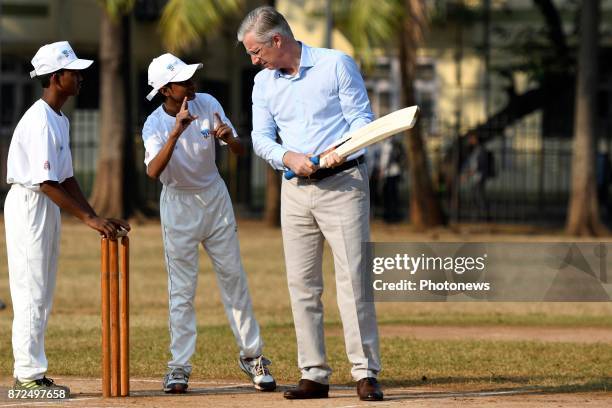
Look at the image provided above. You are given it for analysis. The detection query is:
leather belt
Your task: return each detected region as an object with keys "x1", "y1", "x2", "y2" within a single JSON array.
[{"x1": 305, "y1": 156, "x2": 365, "y2": 181}]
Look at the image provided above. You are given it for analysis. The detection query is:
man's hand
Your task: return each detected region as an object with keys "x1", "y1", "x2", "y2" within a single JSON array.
[
  {"x1": 324, "y1": 151, "x2": 346, "y2": 168},
  {"x1": 211, "y1": 112, "x2": 233, "y2": 142},
  {"x1": 174, "y1": 97, "x2": 198, "y2": 134},
  {"x1": 283, "y1": 151, "x2": 318, "y2": 177}
]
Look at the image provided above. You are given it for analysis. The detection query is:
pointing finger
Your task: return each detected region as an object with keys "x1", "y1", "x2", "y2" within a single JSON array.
[
  {"x1": 214, "y1": 112, "x2": 223, "y2": 127},
  {"x1": 181, "y1": 96, "x2": 188, "y2": 111}
]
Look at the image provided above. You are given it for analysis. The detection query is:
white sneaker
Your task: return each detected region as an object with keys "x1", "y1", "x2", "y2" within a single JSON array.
[
  {"x1": 239, "y1": 356, "x2": 276, "y2": 391},
  {"x1": 163, "y1": 367, "x2": 189, "y2": 394}
]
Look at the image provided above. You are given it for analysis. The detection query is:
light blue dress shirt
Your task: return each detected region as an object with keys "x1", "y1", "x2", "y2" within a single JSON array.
[{"x1": 251, "y1": 43, "x2": 374, "y2": 170}]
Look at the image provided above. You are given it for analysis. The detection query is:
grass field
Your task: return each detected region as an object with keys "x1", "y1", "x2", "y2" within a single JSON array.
[{"x1": 0, "y1": 218, "x2": 611, "y2": 393}]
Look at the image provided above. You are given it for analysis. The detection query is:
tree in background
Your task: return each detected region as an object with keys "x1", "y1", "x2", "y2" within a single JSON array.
[
  {"x1": 399, "y1": 0, "x2": 444, "y2": 229},
  {"x1": 434, "y1": 0, "x2": 608, "y2": 235},
  {"x1": 439, "y1": 1, "x2": 583, "y2": 191},
  {"x1": 566, "y1": 0, "x2": 608, "y2": 235},
  {"x1": 89, "y1": 0, "x2": 134, "y2": 218},
  {"x1": 261, "y1": 0, "x2": 282, "y2": 227},
  {"x1": 158, "y1": 0, "x2": 242, "y2": 53},
  {"x1": 333, "y1": 0, "x2": 444, "y2": 230},
  {"x1": 91, "y1": 0, "x2": 243, "y2": 218}
]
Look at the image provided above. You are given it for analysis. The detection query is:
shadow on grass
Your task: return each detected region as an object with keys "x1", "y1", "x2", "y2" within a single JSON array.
[
  {"x1": 73, "y1": 379, "x2": 610, "y2": 402},
  {"x1": 129, "y1": 384, "x2": 262, "y2": 397},
  {"x1": 378, "y1": 376, "x2": 612, "y2": 392},
  {"x1": 374, "y1": 376, "x2": 611, "y2": 395}
]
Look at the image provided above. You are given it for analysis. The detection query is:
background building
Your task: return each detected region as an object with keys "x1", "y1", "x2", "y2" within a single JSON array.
[{"x1": 2, "y1": 0, "x2": 611, "y2": 225}]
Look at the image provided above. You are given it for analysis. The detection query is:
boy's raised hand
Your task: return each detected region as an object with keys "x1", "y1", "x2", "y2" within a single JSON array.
[
  {"x1": 211, "y1": 112, "x2": 232, "y2": 142},
  {"x1": 175, "y1": 97, "x2": 198, "y2": 133}
]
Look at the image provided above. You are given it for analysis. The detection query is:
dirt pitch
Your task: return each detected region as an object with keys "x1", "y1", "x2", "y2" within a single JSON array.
[{"x1": 0, "y1": 377, "x2": 611, "y2": 407}]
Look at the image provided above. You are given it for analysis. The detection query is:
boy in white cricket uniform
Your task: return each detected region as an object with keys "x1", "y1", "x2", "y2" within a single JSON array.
[
  {"x1": 4, "y1": 41, "x2": 130, "y2": 396},
  {"x1": 141, "y1": 53, "x2": 275, "y2": 393}
]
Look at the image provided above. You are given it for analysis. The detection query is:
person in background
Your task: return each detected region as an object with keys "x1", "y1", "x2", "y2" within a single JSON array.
[{"x1": 379, "y1": 137, "x2": 406, "y2": 223}]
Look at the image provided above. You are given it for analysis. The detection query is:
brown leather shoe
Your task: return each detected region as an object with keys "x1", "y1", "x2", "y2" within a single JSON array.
[
  {"x1": 283, "y1": 379, "x2": 329, "y2": 399},
  {"x1": 357, "y1": 377, "x2": 383, "y2": 401}
]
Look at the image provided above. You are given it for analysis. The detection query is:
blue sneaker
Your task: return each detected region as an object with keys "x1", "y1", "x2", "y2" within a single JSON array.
[
  {"x1": 163, "y1": 367, "x2": 189, "y2": 394},
  {"x1": 239, "y1": 355, "x2": 276, "y2": 391}
]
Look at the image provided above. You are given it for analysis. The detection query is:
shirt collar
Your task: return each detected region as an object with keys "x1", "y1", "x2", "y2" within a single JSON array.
[
  {"x1": 299, "y1": 42, "x2": 315, "y2": 68},
  {"x1": 275, "y1": 42, "x2": 314, "y2": 79}
]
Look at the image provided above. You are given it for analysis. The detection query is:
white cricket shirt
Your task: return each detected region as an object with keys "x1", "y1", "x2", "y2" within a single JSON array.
[
  {"x1": 142, "y1": 93, "x2": 238, "y2": 190},
  {"x1": 6, "y1": 99, "x2": 74, "y2": 190}
]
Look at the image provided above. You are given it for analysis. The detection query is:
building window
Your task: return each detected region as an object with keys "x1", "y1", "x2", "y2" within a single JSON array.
[{"x1": 364, "y1": 56, "x2": 438, "y2": 135}]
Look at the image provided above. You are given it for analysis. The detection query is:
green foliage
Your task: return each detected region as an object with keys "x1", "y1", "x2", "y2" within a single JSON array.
[
  {"x1": 428, "y1": 0, "x2": 481, "y2": 26},
  {"x1": 489, "y1": 5, "x2": 580, "y2": 83},
  {"x1": 331, "y1": 0, "x2": 404, "y2": 67},
  {"x1": 97, "y1": 0, "x2": 135, "y2": 20},
  {"x1": 159, "y1": 0, "x2": 243, "y2": 54}
]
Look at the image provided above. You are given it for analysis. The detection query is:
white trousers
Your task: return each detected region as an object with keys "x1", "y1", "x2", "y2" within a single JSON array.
[
  {"x1": 5, "y1": 184, "x2": 61, "y2": 382},
  {"x1": 160, "y1": 176, "x2": 263, "y2": 373},
  {"x1": 281, "y1": 164, "x2": 381, "y2": 383}
]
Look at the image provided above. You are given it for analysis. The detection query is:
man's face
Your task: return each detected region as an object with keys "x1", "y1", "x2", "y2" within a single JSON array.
[
  {"x1": 55, "y1": 69, "x2": 83, "y2": 96},
  {"x1": 242, "y1": 31, "x2": 279, "y2": 70},
  {"x1": 162, "y1": 78, "x2": 196, "y2": 103}
]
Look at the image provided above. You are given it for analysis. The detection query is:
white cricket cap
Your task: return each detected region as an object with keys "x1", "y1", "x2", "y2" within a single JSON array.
[
  {"x1": 30, "y1": 41, "x2": 93, "y2": 78},
  {"x1": 146, "y1": 53, "x2": 203, "y2": 101}
]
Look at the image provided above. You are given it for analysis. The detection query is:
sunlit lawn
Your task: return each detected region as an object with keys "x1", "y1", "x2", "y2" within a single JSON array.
[{"x1": 0, "y1": 218, "x2": 610, "y2": 391}]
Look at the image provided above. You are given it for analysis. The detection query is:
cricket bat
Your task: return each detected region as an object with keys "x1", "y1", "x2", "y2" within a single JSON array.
[{"x1": 284, "y1": 105, "x2": 419, "y2": 179}]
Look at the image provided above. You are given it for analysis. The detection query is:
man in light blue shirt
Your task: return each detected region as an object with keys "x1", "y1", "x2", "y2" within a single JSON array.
[
  {"x1": 250, "y1": 40, "x2": 372, "y2": 171},
  {"x1": 238, "y1": 6, "x2": 383, "y2": 402}
]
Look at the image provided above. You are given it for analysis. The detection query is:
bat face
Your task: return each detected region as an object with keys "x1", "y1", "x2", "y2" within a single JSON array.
[
  {"x1": 319, "y1": 106, "x2": 419, "y2": 168},
  {"x1": 283, "y1": 105, "x2": 419, "y2": 180}
]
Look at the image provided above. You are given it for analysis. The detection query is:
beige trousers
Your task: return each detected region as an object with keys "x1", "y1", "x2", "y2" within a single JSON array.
[{"x1": 281, "y1": 163, "x2": 381, "y2": 383}]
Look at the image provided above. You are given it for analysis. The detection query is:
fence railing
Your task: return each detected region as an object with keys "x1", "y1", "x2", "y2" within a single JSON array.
[{"x1": 2, "y1": 110, "x2": 611, "y2": 226}]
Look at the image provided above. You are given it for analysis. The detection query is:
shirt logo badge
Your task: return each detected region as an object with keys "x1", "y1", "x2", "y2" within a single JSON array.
[
  {"x1": 201, "y1": 129, "x2": 210, "y2": 139},
  {"x1": 43, "y1": 161, "x2": 50, "y2": 170}
]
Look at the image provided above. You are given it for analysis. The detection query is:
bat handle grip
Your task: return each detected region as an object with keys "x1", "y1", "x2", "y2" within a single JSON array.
[{"x1": 283, "y1": 156, "x2": 320, "y2": 180}]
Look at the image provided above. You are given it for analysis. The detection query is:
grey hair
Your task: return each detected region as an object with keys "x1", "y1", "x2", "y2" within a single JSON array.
[{"x1": 237, "y1": 6, "x2": 294, "y2": 43}]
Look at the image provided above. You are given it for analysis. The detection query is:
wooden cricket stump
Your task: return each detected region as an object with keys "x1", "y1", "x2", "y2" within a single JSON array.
[{"x1": 101, "y1": 230, "x2": 129, "y2": 397}]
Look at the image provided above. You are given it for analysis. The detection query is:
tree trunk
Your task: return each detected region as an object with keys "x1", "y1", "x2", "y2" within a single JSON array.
[
  {"x1": 400, "y1": 0, "x2": 444, "y2": 230},
  {"x1": 566, "y1": 0, "x2": 608, "y2": 236},
  {"x1": 261, "y1": 0, "x2": 281, "y2": 227},
  {"x1": 264, "y1": 168, "x2": 281, "y2": 226},
  {"x1": 89, "y1": 11, "x2": 126, "y2": 217}
]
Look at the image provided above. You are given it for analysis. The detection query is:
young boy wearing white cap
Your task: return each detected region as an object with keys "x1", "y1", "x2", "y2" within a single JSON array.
[
  {"x1": 4, "y1": 41, "x2": 130, "y2": 396},
  {"x1": 142, "y1": 53, "x2": 276, "y2": 394}
]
